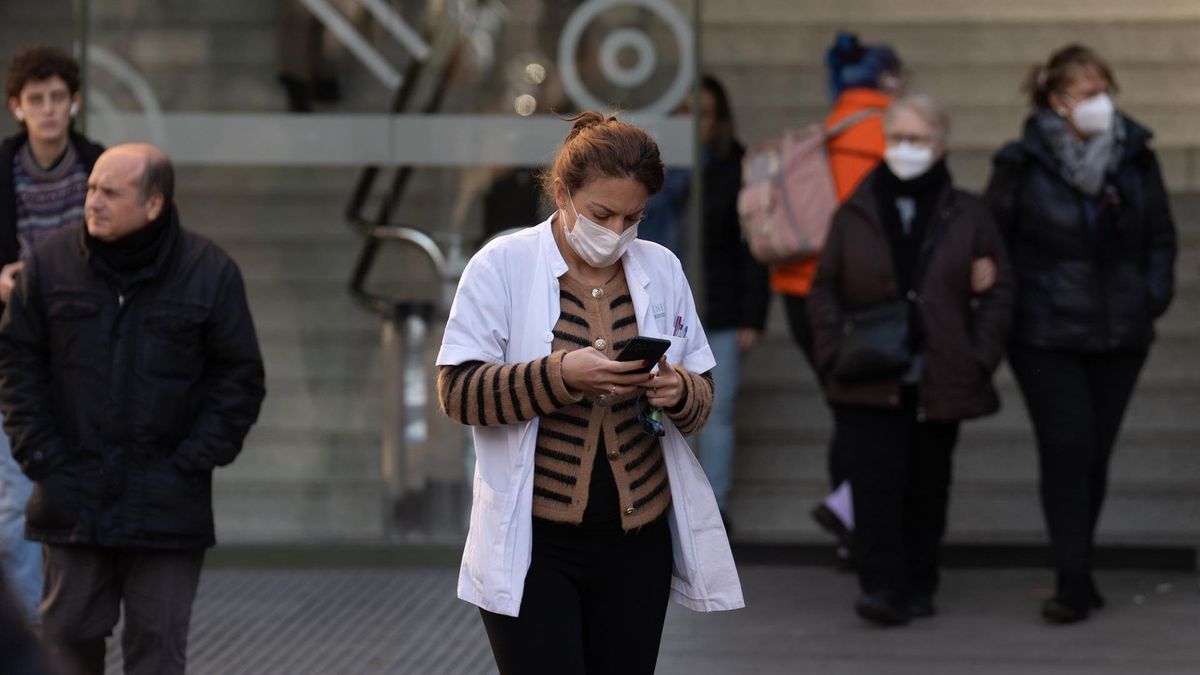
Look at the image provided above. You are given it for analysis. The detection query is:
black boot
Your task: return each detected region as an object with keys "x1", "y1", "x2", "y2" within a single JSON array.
[{"x1": 855, "y1": 592, "x2": 910, "y2": 627}]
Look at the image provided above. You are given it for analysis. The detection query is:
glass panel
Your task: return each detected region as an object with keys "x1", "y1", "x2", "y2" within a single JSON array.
[{"x1": 66, "y1": 0, "x2": 698, "y2": 541}]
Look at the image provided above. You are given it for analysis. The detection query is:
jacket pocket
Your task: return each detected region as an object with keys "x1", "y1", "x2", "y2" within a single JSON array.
[
  {"x1": 25, "y1": 452, "x2": 100, "y2": 532},
  {"x1": 47, "y1": 296, "x2": 102, "y2": 368},
  {"x1": 140, "y1": 303, "x2": 207, "y2": 379},
  {"x1": 138, "y1": 456, "x2": 212, "y2": 539}
]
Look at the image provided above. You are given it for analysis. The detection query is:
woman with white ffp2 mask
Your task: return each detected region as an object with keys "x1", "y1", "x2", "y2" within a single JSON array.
[
  {"x1": 808, "y1": 94, "x2": 1014, "y2": 627},
  {"x1": 436, "y1": 112, "x2": 739, "y2": 674},
  {"x1": 985, "y1": 44, "x2": 1176, "y2": 626}
]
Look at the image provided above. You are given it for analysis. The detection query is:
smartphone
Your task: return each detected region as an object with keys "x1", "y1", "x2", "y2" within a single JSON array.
[{"x1": 614, "y1": 336, "x2": 672, "y2": 374}]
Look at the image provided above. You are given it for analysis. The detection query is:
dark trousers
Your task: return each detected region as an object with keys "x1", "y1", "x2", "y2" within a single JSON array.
[
  {"x1": 1008, "y1": 344, "x2": 1147, "y2": 602},
  {"x1": 834, "y1": 390, "x2": 960, "y2": 600},
  {"x1": 40, "y1": 545, "x2": 205, "y2": 675},
  {"x1": 480, "y1": 517, "x2": 673, "y2": 675},
  {"x1": 783, "y1": 293, "x2": 850, "y2": 489}
]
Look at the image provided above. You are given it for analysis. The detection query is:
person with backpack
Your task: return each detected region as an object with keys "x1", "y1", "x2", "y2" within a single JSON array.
[
  {"x1": 808, "y1": 94, "x2": 1014, "y2": 626},
  {"x1": 985, "y1": 45, "x2": 1176, "y2": 625},
  {"x1": 780, "y1": 33, "x2": 903, "y2": 564}
]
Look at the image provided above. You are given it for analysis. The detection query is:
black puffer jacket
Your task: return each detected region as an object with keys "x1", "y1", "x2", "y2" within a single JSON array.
[
  {"x1": 0, "y1": 209, "x2": 266, "y2": 549},
  {"x1": 985, "y1": 114, "x2": 1176, "y2": 351},
  {"x1": 702, "y1": 142, "x2": 770, "y2": 331}
]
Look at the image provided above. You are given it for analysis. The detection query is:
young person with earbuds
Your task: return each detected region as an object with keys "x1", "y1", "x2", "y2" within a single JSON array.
[
  {"x1": 986, "y1": 44, "x2": 1176, "y2": 624},
  {"x1": 808, "y1": 94, "x2": 1013, "y2": 627},
  {"x1": 437, "y1": 112, "x2": 741, "y2": 674},
  {"x1": 0, "y1": 46, "x2": 104, "y2": 625}
]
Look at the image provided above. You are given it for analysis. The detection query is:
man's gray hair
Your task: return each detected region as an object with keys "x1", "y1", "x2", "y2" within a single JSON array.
[{"x1": 884, "y1": 94, "x2": 951, "y2": 144}]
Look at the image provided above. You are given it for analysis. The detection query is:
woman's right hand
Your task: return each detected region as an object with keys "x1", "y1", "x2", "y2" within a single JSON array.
[
  {"x1": 561, "y1": 348, "x2": 653, "y2": 398},
  {"x1": 971, "y1": 257, "x2": 997, "y2": 294}
]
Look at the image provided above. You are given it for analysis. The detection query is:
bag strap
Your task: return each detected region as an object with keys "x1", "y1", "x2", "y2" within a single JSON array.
[{"x1": 823, "y1": 108, "x2": 884, "y2": 141}]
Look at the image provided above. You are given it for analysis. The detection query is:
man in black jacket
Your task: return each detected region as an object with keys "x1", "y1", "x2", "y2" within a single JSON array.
[
  {"x1": 1, "y1": 45, "x2": 105, "y2": 626},
  {"x1": 0, "y1": 143, "x2": 266, "y2": 675}
]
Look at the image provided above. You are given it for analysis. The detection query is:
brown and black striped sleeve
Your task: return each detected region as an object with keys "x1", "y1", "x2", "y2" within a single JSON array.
[
  {"x1": 437, "y1": 351, "x2": 583, "y2": 427},
  {"x1": 664, "y1": 368, "x2": 715, "y2": 435}
]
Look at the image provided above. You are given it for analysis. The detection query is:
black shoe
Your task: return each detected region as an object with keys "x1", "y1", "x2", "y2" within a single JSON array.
[
  {"x1": 811, "y1": 503, "x2": 852, "y2": 541},
  {"x1": 855, "y1": 593, "x2": 910, "y2": 627},
  {"x1": 1041, "y1": 597, "x2": 1089, "y2": 624},
  {"x1": 1086, "y1": 578, "x2": 1105, "y2": 610},
  {"x1": 907, "y1": 596, "x2": 936, "y2": 619}
]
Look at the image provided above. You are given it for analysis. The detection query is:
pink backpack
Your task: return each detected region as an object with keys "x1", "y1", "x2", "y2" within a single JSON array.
[{"x1": 738, "y1": 109, "x2": 881, "y2": 265}]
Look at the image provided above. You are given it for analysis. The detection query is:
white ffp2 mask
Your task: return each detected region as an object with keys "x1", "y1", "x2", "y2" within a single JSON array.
[
  {"x1": 884, "y1": 142, "x2": 936, "y2": 181},
  {"x1": 562, "y1": 193, "x2": 639, "y2": 268},
  {"x1": 1070, "y1": 93, "x2": 1115, "y2": 136}
]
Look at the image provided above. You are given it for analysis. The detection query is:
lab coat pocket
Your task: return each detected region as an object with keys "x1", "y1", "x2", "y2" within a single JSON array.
[
  {"x1": 465, "y1": 473, "x2": 508, "y2": 587},
  {"x1": 661, "y1": 335, "x2": 688, "y2": 369}
]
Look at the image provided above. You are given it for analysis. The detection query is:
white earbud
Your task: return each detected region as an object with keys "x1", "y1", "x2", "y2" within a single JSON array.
[
  {"x1": 69, "y1": 102, "x2": 79, "y2": 117},
  {"x1": 12, "y1": 109, "x2": 24, "y2": 122}
]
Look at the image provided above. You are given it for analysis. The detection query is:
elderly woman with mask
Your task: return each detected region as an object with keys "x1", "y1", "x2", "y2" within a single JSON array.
[
  {"x1": 809, "y1": 94, "x2": 1014, "y2": 626},
  {"x1": 986, "y1": 45, "x2": 1176, "y2": 624}
]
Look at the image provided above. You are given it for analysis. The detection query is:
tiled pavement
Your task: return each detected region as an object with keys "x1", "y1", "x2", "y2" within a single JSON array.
[{"x1": 101, "y1": 564, "x2": 1200, "y2": 674}]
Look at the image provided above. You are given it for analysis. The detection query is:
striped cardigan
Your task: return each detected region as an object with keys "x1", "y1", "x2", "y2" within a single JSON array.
[{"x1": 438, "y1": 271, "x2": 713, "y2": 530}]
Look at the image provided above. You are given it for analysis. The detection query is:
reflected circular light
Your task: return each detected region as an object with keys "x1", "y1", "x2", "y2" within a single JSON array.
[
  {"x1": 525, "y1": 63, "x2": 547, "y2": 84},
  {"x1": 514, "y1": 94, "x2": 538, "y2": 116}
]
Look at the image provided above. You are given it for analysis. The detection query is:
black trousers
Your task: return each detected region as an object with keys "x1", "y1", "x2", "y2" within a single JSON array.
[
  {"x1": 1008, "y1": 344, "x2": 1147, "y2": 602},
  {"x1": 834, "y1": 389, "x2": 960, "y2": 600},
  {"x1": 783, "y1": 293, "x2": 850, "y2": 489},
  {"x1": 40, "y1": 545, "x2": 205, "y2": 675},
  {"x1": 480, "y1": 516, "x2": 673, "y2": 675}
]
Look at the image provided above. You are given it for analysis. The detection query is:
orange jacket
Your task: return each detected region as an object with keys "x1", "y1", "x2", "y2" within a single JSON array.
[{"x1": 770, "y1": 88, "x2": 891, "y2": 297}]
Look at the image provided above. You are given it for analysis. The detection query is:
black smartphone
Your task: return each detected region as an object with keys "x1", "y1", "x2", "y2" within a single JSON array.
[{"x1": 614, "y1": 336, "x2": 672, "y2": 374}]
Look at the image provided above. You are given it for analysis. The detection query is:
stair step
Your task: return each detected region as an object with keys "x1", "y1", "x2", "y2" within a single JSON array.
[{"x1": 703, "y1": 0, "x2": 1200, "y2": 24}]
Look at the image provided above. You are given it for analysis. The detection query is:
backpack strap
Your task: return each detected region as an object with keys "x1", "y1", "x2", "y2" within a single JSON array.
[{"x1": 823, "y1": 108, "x2": 884, "y2": 141}]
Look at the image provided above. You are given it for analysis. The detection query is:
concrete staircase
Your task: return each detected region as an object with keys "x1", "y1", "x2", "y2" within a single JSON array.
[{"x1": 705, "y1": 1, "x2": 1200, "y2": 546}]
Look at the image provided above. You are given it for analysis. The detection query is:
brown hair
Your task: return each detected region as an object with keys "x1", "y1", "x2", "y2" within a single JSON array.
[
  {"x1": 5, "y1": 46, "x2": 81, "y2": 101},
  {"x1": 540, "y1": 112, "x2": 665, "y2": 202},
  {"x1": 1023, "y1": 44, "x2": 1118, "y2": 109}
]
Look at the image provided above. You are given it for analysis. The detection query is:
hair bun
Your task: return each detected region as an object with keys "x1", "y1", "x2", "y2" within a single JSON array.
[{"x1": 564, "y1": 111, "x2": 612, "y2": 143}]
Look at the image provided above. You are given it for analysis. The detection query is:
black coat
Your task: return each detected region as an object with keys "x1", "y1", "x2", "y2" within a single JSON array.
[
  {"x1": 985, "y1": 114, "x2": 1176, "y2": 352},
  {"x1": 0, "y1": 209, "x2": 266, "y2": 549},
  {"x1": 702, "y1": 143, "x2": 770, "y2": 331},
  {"x1": 808, "y1": 168, "x2": 1014, "y2": 421},
  {"x1": 0, "y1": 131, "x2": 105, "y2": 268}
]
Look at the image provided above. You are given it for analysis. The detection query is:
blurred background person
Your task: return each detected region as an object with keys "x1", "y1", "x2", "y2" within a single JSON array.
[
  {"x1": 1, "y1": 45, "x2": 104, "y2": 627},
  {"x1": 693, "y1": 74, "x2": 769, "y2": 532},
  {"x1": 0, "y1": 576, "x2": 58, "y2": 675},
  {"x1": 985, "y1": 44, "x2": 1176, "y2": 624},
  {"x1": 809, "y1": 94, "x2": 1013, "y2": 626},
  {"x1": 787, "y1": 32, "x2": 904, "y2": 564}
]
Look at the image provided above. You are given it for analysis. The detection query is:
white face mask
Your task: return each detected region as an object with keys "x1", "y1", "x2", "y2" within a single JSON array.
[
  {"x1": 884, "y1": 142, "x2": 936, "y2": 181},
  {"x1": 1069, "y1": 93, "x2": 1114, "y2": 136},
  {"x1": 561, "y1": 191, "x2": 639, "y2": 268}
]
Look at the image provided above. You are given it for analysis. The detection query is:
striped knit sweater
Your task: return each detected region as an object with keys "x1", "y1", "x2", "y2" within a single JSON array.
[
  {"x1": 13, "y1": 141, "x2": 88, "y2": 257},
  {"x1": 438, "y1": 270, "x2": 714, "y2": 530}
]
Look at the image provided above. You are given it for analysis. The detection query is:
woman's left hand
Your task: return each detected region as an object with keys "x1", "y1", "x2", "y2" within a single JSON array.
[{"x1": 641, "y1": 356, "x2": 684, "y2": 409}]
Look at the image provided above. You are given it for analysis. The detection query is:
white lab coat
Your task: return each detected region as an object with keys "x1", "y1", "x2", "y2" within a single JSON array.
[{"x1": 437, "y1": 214, "x2": 745, "y2": 617}]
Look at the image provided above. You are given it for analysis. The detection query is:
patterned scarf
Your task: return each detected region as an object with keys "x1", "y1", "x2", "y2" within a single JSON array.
[{"x1": 1035, "y1": 107, "x2": 1125, "y2": 197}]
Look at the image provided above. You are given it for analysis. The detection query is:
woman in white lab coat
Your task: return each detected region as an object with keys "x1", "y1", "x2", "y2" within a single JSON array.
[{"x1": 436, "y1": 112, "x2": 742, "y2": 675}]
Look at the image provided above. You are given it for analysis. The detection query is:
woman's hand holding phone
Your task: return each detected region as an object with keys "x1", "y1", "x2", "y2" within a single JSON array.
[{"x1": 562, "y1": 348, "x2": 653, "y2": 397}]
